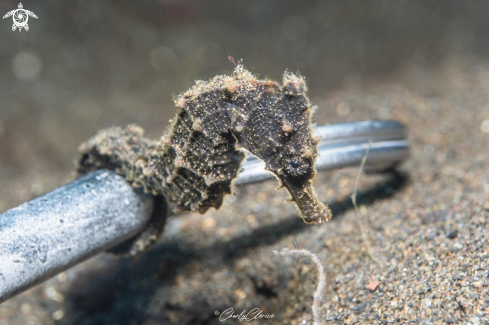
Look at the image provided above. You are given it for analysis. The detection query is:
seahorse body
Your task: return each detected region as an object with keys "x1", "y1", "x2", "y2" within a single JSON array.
[{"x1": 78, "y1": 64, "x2": 331, "y2": 254}]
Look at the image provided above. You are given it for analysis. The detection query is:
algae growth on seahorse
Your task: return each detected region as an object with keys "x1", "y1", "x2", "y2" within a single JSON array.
[{"x1": 77, "y1": 63, "x2": 331, "y2": 255}]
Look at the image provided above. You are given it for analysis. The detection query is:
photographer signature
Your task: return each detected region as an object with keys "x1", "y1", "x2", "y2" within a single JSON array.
[{"x1": 215, "y1": 307, "x2": 275, "y2": 322}]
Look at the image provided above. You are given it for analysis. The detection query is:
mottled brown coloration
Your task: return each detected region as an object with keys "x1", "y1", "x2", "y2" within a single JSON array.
[{"x1": 78, "y1": 65, "x2": 331, "y2": 253}]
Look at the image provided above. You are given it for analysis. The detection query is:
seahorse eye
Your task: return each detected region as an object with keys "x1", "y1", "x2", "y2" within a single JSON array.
[
  {"x1": 282, "y1": 155, "x2": 309, "y2": 177},
  {"x1": 289, "y1": 161, "x2": 300, "y2": 169}
]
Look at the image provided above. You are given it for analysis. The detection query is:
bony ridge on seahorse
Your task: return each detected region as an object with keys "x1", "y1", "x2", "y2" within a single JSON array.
[{"x1": 77, "y1": 63, "x2": 331, "y2": 255}]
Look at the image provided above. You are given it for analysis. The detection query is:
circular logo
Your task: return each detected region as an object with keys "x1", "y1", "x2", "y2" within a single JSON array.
[
  {"x1": 13, "y1": 10, "x2": 28, "y2": 27},
  {"x1": 3, "y1": 3, "x2": 38, "y2": 32}
]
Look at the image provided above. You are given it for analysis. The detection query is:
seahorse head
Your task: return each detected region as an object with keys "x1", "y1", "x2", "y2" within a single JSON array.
[{"x1": 231, "y1": 68, "x2": 332, "y2": 224}]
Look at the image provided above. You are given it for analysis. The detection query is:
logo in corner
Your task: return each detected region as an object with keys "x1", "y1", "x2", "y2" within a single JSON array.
[{"x1": 3, "y1": 3, "x2": 38, "y2": 32}]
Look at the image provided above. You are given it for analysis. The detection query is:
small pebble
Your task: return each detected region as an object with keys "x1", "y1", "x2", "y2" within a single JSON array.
[
  {"x1": 351, "y1": 302, "x2": 367, "y2": 312},
  {"x1": 366, "y1": 280, "x2": 381, "y2": 292},
  {"x1": 51, "y1": 310, "x2": 64, "y2": 320},
  {"x1": 481, "y1": 119, "x2": 489, "y2": 133},
  {"x1": 453, "y1": 243, "x2": 464, "y2": 250},
  {"x1": 446, "y1": 230, "x2": 458, "y2": 239}
]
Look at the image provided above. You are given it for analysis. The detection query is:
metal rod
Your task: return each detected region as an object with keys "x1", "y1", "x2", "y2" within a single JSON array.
[
  {"x1": 0, "y1": 170, "x2": 154, "y2": 303},
  {"x1": 0, "y1": 120, "x2": 409, "y2": 303}
]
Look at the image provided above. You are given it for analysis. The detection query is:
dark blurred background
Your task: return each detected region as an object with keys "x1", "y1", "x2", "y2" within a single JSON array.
[{"x1": 1, "y1": 1, "x2": 489, "y2": 324}]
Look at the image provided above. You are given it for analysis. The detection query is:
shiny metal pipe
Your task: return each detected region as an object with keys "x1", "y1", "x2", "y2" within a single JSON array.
[
  {"x1": 0, "y1": 119, "x2": 409, "y2": 303},
  {"x1": 0, "y1": 170, "x2": 154, "y2": 303}
]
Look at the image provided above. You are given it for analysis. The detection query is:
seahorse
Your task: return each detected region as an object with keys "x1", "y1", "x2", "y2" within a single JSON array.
[{"x1": 77, "y1": 64, "x2": 331, "y2": 255}]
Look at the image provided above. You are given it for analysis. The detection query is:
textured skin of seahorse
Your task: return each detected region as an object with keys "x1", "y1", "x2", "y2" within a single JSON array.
[{"x1": 77, "y1": 64, "x2": 331, "y2": 254}]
